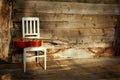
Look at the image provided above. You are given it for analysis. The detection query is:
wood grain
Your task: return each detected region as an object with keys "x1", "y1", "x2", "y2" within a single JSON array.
[{"x1": 13, "y1": 1, "x2": 120, "y2": 15}]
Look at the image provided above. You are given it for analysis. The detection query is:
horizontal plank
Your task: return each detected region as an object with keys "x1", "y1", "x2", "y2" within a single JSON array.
[
  {"x1": 40, "y1": 29, "x2": 107, "y2": 37},
  {"x1": 18, "y1": 0, "x2": 119, "y2": 4},
  {"x1": 74, "y1": 42, "x2": 113, "y2": 48},
  {"x1": 68, "y1": 36, "x2": 114, "y2": 43},
  {"x1": 40, "y1": 21, "x2": 115, "y2": 29},
  {"x1": 11, "y1": 29, "x2": 114, "y2": 44},
  {"x1": 13, "y1": 13, "x2": 117, "y2": 22},
  {"x1": 13, "y1": 20, "x2": 116, "y2": 29},
  {"x1": 12, "y1": 29, "x2": 114, "y2": 38},
  {"x1": 103, "y1": 28, "x2": 115, "y2": 36},
  {"x1": 13, "y1": 1, "x2": 120, "y2": 15},
  {"x1": 41, "y1": 30, "x2": 115, "y2": 43}
]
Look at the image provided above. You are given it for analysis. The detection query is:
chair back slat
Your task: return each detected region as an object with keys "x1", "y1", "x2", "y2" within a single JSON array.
[
  {"x1": 33, "y1": 20, "x2": 36, "y2": 34},
  {"x1": 22, "y1": 17, "x2": 40, "y2": 39},
  {"x1": 30, "y1": 20, "x2": 32, "y2": 34}
]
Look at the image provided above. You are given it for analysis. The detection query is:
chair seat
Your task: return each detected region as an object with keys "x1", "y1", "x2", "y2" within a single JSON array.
[{"x1": 24, "y1": 46, "x2": 46, "y2": 51}]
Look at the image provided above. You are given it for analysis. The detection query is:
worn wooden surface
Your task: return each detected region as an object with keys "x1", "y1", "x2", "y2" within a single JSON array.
[
  {"x1": 10, "y1": 0, "x2": 119, "y2": 61},
  {"x1": 1, "y1": 58, "x2": 120, "y2": 80},
  {"x1": 0, "y1": 0, "x2": 12, "y2": 61},
  {"x1": 13, "y1": 1, "x2": 120, "y2": 15}
]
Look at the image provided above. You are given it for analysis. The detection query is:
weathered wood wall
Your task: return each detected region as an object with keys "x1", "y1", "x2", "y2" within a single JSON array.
[
  {"x1": 0, "y1": 0, "x2": 12, "y2": 61},
  {"x1": 11, "y1": 0, "x2": 120, "y2": 62}
]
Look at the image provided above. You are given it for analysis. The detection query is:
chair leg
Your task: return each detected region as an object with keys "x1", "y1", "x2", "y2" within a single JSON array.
[
  {"x1": 23, "y1": 50, "x2": 26, "y2": 72},
  {"x1": 23, "y1": 48, "x2": 46, "y2": 72},
  {"x1": 44, "y1": 49, "x2": 46, "y2": 70},
  {"x1": 37, "y1": 51, "x2": 40, "y2": 63}
]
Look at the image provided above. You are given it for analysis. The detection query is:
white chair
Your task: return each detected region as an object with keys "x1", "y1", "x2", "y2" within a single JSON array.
[{"x1": 22, "y1": 17, "x2": 46, "y2": 72}]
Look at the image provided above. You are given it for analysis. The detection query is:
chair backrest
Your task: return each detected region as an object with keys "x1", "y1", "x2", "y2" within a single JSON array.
[{"x1": 22, "y1": 17, "x2": 40, "y2": 39}]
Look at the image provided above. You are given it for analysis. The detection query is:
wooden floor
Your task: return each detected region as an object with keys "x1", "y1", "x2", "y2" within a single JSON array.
[{"x1": 0, "y1": 57, "x2": 120, "y2": 80}]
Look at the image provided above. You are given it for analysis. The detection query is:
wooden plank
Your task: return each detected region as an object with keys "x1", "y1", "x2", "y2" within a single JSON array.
[
  {"x1": 11, "y1": 28, "x2": 115, "y2": 43},
  {"x1": 13, "y1": 20, "x2": 115, "y2": 29},
  {"x1": 69, "y1": 36, "x2": 114, "y2": 43},
  {"x1": 11, "y1": 29, "x2": 114, "y2": 44},
  {"x1": 13, "y1": 1, "x2": 120, "y2": 15},
  {"x1": 40, "y1": 29, "x2": 104, "y2": 37},
  {"x1": 40, "y1": 28, "x2": 114, "y2": 37},
  {"x1": 40, "y1": 21, "x2": 115, "y2": 29},
  {"x1": 104, "y1": 28, "x2": 115, "y2": 36},
  {"x1": 13, "y1": 13, "x2": 117, "y2": 22},
  {"x1": 0, "y1": 0, "x2": 12, "y2": 60},
  {"x1": 0, "y1": 1, "x2": 2, "y2": 12},
  {"x1": 18, "y1": 0, "x2": 119, "y2": 4},
  {"x1": 74, "y1": 42, "x2": 113, "y2": 48},
  {"x1": 40, "y1": 29, "x2": 114, "y2": 43},
  {"x1": 13, "y1": 14, "x2": 116, "y2": 29}
]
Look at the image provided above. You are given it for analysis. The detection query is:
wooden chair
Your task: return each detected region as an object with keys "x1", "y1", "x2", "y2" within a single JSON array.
[{"x1": 22, "y1": 17, "x2": 46, "y2": 72}]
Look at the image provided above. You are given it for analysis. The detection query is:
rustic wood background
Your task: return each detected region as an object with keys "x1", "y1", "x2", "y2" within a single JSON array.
[
  {"x1": 1, "y1": 0, "x2": 120, "y2": 62},
  {"x1": 0, "y1": 0, "x2": 12, "y2": 61}
]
